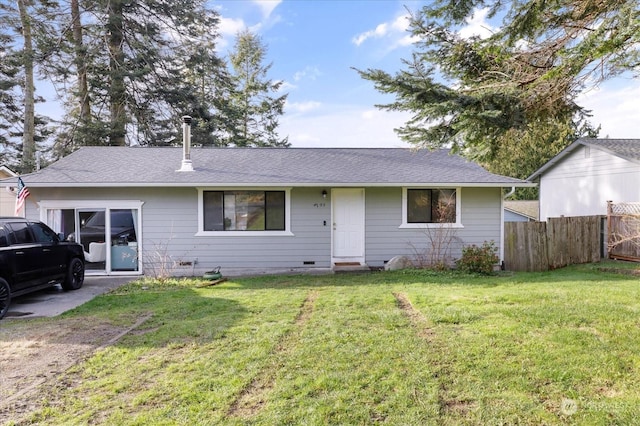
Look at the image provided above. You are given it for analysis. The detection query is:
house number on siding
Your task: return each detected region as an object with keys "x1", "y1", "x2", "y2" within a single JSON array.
[{"x1": 313, "y1": 203, "x2": 326, "y2": 208}]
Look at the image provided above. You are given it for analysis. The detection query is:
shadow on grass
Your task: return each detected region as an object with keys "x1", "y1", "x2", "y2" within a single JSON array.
[
  {"x1": 217, "y1": 264, "x2": 636, "y2": 290},
  {"x1": 211, "y1": 270, "x2": 503, "y2": 290},
  {"x1": 43, "y1": 263, "x2": 636, "y2": 350}
]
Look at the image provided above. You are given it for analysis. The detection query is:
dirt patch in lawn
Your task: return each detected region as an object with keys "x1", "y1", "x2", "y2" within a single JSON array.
[
  {"x1": 0, "y1": 315, "x2": 150, "y2": 423},
  {"x1": 228, "y1": 290, "x2": 319, "y2": 419},
  {"x1": 394, "y1": 292, "x2": 435, "y2": 341}
]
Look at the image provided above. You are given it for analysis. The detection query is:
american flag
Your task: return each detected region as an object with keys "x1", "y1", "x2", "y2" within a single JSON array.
[{"x1": 14, "y1": 177, "x2": 30, "y2": 216}]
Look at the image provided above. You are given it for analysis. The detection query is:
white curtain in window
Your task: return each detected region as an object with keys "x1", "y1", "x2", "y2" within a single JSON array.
[{"x1": 47, "y1": 209, "x2": 62, "y2": 233}]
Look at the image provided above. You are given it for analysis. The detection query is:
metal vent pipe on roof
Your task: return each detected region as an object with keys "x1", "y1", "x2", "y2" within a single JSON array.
[{"x1": 177, "y1": 115, "x2": 194, "y2": 172}]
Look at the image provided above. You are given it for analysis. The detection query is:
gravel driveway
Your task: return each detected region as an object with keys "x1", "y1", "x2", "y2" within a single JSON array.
[{"x1": 0, "y1": 276, "x2": 139, "y2": 423}]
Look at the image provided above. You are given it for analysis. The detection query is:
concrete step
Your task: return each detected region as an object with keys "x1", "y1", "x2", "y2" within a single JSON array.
[{"x1": 332, "y1": 263, "x2": 370, "y2": 273}]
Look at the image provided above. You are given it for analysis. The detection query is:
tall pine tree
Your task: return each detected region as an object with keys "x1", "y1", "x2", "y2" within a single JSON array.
[
  {"x1": 227, "y1": 30, "x2": 288, "y2": 147},
  {"x1": 356, "y1": 0, "x2": 637, "y2": 185},
  {"x1": 41, "y1": 0, "x2": 227, "y2": 150},
  {"x1": 0, "y1": 33, "x2": 22, "y2": 167},
  {"x1": 0, "y1": 0, "x2": 52, "y2": 173}
]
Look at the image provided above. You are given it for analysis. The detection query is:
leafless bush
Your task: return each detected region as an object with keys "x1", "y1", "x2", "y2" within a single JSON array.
[
  {"x1": 410, "y1": 225, "x2": 459, "y2": 270},
  {"x1": 409, "y1": 191, "x2": 459, "y2": 270},
  {"x1": 141, "y1": 223, "x2": 190, "y2": 281},
  {"x1": 143, "y1": 239, "x2": 179, "y2": 281}
]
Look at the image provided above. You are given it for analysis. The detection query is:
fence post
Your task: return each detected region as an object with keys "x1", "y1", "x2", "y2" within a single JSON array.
[{"x1": 606, "y1": 200, "x2": 613, "y2": 259}]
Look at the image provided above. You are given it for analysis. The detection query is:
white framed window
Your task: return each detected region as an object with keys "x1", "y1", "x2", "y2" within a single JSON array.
[
  {"x1": 400, "y1": 187, "x2": 463, "y2": 228},
  {"x1": 196, "y1": 188, "x2": 293, "y2": 236}
]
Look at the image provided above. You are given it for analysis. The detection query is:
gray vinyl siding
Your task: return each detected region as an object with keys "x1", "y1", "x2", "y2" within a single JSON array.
[
  {"x1": 26, "y1": 185, "x2": 502, "y2": 275},
  {"x1": 539, "y1": 146, "x2": 640, "y2": 220},
  {"x1": 27, "y1": 187, "x2": 333, "y2": 275},
  {"x1": 123, "y1": 186, "x2": 331, "y2": 274},
  {"x1": 364, "y1": 187, "x2": 502, "y2": 267}
]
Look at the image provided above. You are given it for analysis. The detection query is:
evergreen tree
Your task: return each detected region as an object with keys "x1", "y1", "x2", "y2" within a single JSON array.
[
  {"x1": 0, "y1": 1, "x2": 52, "y2": 173},
  {"x1": 17, "y1": 0, "x2": 37, "y2": 171},
  {"x1": 227, "y1": 30, "x2": 288, "y2": 147},
  {"x1": 40, "y1": 0, "x2": 227, "y2": 150},
  {"x1": 0, "y1": 33, "x2": 22, "y2": 167},
  {"x1": 356, "y1": 0, "x2": 638, "y2": 183}
]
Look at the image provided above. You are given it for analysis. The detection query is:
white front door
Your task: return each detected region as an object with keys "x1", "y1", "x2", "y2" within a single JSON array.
[{"x1": 332, "y1": 188, "x2": 365, "y2": 263}]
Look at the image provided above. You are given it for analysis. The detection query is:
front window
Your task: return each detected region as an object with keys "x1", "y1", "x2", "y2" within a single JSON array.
[
  {"x1": 407, "y1": 189, "x2": 456, "y2": 223},
  {"x1": 203, "y1": 190, "x2": 286, "y2": 231},
  {"x1": 402, "y1": 188, "x2": 461, "y2": 228}
]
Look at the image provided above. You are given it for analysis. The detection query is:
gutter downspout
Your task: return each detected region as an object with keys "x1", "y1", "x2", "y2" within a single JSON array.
[{"x1": 500, "y1": 187, "x2": 516, "y2": 269}]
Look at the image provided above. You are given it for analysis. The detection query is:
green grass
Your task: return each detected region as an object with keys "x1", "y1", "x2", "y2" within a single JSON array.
[{"x1": 11, "y1": 263, "x2": 640, "y2": 425}]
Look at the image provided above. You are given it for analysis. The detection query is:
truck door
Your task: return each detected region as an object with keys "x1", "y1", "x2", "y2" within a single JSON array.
[{"x1": 6, "y1": 222, "x2": 42, "y2": 291}]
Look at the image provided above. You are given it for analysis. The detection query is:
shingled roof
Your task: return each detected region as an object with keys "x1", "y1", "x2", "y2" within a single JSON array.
[
  {"x1": 504, "y1": 200, "x2": 539, "y2": 220},
  {"x1": 528, "y1": 138, "x2": 640, "y2": 180},
  {"x1": 15, "y1": 147, "x2": 530, "y2": 188}
]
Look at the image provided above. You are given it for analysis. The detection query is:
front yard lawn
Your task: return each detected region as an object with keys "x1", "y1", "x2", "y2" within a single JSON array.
[{"x1": 5, "y1": 263, "x2": 640, "y2": 425}]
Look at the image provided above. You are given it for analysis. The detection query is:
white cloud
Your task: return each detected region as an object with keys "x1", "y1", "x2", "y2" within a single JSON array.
[
  {"x1": 293, "y1": 66, "x2": 322, "y2": 82},
  {"x1": 219, "y1": 16, "x2": 246, "y2": 36},
  {"x1": 391, "y1": 14, "x2": 411, "y2": 32},
  {"x1": 280, "y1": 81, "x2": 297, "y2": 91},
  {"x1": 352, "y1": 12, "x2": 413, "y2": 49},
  {"x1": 253, "y1": 0, "x2": 281, "y2": 19},
  {"x1": 280, "y1": 105, "x2": 412, "y2": 148},
  {"x1": 286, "y1": 100, "x2": 322, "y2": 114},
  {"x1": 395, "y1": 33, "x2": 421, "y2": 48},
  {"x1": 217, "y1": 1, "x2": 282, "y2": 50},
  {"x1": 458, "y1": 7, "x2": 495, "y2": 40},
  {"x1": 352, "y1": 23, "x2": 389, "y2": 46},
  {"x1": 217, "y1": 17, "x2": 246, "y2": 50},
  {"x1": 578, "y1": 78, "x2": 640, "y2": 138}
]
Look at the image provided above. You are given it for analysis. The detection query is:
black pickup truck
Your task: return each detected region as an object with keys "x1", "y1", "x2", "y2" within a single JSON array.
[{"x1": 0, "y1": 217, "x2": 85, "y2": 319}]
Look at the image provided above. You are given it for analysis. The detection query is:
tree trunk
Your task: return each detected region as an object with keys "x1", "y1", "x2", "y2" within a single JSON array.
[
  {"x1": 107, "y1": 0, "x2": 126, "y2": 146},
  {"x1": 71, "y1": 0, "x2": 90, "y2": 130},
  {"x1": 18, "y1": 0, "x2": 35, "y2": 171}
]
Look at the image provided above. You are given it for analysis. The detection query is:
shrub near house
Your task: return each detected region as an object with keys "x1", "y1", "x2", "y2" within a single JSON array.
[{"x1": 456, "y1": 241, "x2": 500, "y2": 274}]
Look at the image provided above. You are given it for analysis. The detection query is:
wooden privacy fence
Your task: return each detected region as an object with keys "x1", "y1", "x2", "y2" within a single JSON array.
[
  {"x1": 504, "y1": 216, "x2": 602, "y2": 272},
  {"x1": 608, "y1": 201, "x2": 640, "y2": 262}
]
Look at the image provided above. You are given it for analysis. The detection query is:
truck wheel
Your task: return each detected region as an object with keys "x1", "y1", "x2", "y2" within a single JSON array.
[
  {"x1": 0, "y1": 278, "x2": 10, "y2": 319},
  {"x1": 62, "y1": 258, "x2": 85, "y2": 291}
]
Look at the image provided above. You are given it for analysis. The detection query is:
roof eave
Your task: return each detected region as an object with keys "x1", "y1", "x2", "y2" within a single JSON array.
[
  {"x1": 527, "y1": 139, "x2": 584, "y2": 181},
  {"x1": 528, "y1": 138, "x2": 640, "y2": 181},
  {"x1": 504, "y1": 208, "x2": 537, "y2": 220},
  {"x1": 4, "y1": 181, "x2": 536, "y2": 188}
]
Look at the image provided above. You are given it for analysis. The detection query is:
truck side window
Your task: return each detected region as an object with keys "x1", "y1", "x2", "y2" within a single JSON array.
[
  {"x1": 6, "y1": 222, "x2": 35, "y2": 245},
  {"x1": 29, "y1": 222, "x2": 58, "y2": 243},
  {"x1": 0, "y1": 227, "x2": 8, "y2": 247}
]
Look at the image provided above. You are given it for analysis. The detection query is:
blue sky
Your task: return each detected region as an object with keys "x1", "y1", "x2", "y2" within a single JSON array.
[
  {"x1": 212, "y1": 0, "x2": 640, "y2": 147},
  {"x1": 214, "y1": 0, "x2": 424, "y2": 148}
]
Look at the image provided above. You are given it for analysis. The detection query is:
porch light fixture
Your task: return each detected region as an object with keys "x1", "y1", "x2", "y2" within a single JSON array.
[{"x1": 322, "y1": 190, "x2": 327, "y2": 199}]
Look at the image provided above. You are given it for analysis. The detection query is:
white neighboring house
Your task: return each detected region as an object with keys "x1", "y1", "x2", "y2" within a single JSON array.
[
  {"x1": 528, "y1": 139, "x2": 640, "y2": 221},
  {"x1": 0, "y1": 166, "x2": 18, "y2": 216}
]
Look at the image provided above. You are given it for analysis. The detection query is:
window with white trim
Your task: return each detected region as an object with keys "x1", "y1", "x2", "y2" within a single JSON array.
[
  {"x1": 401, "y1": 188, "x2": 461, "y2": 228},
  {"x1": 203, "y1": 190, "x2": 286, "y2": 232}
]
